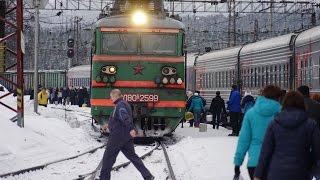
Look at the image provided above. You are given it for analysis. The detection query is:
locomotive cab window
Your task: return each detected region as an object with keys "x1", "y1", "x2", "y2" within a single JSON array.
[
  {"x1": 141, "y1": 34, "x2": 177, "y2": 55},
  {"x1": 102, "y1": 33, "x2": 138, "y2": 54}
]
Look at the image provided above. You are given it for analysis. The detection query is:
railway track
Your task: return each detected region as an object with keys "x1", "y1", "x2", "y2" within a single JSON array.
[
  {"x1": 0, "y1": 144, "x2": 107, "y2": 179},
  {"x1": 75, "y1": 140, "x2": 176, "y2": 180}
]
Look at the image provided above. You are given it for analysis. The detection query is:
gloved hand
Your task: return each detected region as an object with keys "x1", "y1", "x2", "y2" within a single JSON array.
[{"x1": 234, "y1": 165, "x2": 240, "y2": 176}]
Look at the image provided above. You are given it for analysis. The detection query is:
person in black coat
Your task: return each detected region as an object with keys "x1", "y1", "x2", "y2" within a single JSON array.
[
  {"x1": 254, "y1": 91, "x2": 320, "y2": 180},
  {"x1": 29, "y1": 88, "x2": 34, "y2": 100},
  {"x1": 209, "y1": 91, "x2": 226, "y2": 129},
  {"x1": 298, "y1": 85, "x2": 320, "y2": 129}
]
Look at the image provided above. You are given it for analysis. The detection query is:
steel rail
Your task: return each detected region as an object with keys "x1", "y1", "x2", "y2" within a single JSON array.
[
  {"x1": 160, "y1": 141, "x2": 176, "y2": 180},
  {"x1": 0, "y1": 144, "x2": 107, "y2": 178}
]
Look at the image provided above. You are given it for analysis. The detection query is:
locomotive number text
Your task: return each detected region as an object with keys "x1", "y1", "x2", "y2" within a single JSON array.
[{"x1": 122, "y1": 94, "x2": 159, "y2": 102}]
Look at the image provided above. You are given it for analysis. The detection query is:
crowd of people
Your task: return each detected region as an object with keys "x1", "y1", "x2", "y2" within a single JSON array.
[
  {"x1": 29, "y1": 86, "x2": 90, "y2": 107},
  {"x1": 186, "y1": 85, "x2": 320, "y2": 180}
]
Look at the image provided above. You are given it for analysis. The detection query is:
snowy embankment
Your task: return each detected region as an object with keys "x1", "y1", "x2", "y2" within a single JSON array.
[{"x1": 0, "y1": 85, "x2": 101, "y2": 175}]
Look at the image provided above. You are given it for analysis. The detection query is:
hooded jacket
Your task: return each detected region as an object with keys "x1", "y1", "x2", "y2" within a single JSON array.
[
  {"x1": 188, "y1": 96, "x2": 205, "y2": 112},
  {"x1": 255, "y1": 108, "x2": 320, "y2": 180},
  {"x1": 234, "y1": 96, "x2": 281, "y2": 167},
  {"x1": 38, "y1": 91, "x2": 48, "y2": 106}
]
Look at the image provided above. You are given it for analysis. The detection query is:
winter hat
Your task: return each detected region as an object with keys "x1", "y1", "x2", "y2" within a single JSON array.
[{"x1": 244, "y1": 92, "x2": 252, "y2": 97}]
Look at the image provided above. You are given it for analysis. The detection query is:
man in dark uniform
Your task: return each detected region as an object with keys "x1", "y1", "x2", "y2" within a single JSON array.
[{"x1": 100, "y1": 89, "x2": 154, "y2": 180}]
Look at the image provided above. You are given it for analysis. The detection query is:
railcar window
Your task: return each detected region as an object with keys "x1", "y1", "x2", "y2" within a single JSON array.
[
  {"x1": 251, "y1": 68, "x2": 253, "y2": 88},
  {"x1": 226, "y1": 71, "x2": 229, "y2": 88},
  {"x1": 285, "y1": 64, "x2": 288, "y2": 88},
  {"x1": 212, "y1": 72, "x2": 214, "y2": 88},
  {"x1": 309, "y1": 58, "x2": 313, "y2": 87},
  {"x1": 254, "y1": 68, "x2": 257, "y2": 87},
  {"x1": 270, "y1": 65, "x2": 273, "y2": 84},
  {"x1": 262, "y1": 67, "x2": 265, "y2": 87},
  {"x1": 223, "y1": 71, "x2": 225, "y2": 88},
  {"x1": 141, "y1": 34, "x2": 177, "y2": 55},
  {"x1": 266, "y1": 66, "x2": 269, "y2": 85},
  {"x1": 102, "y1": 33, "x2": 138, "y2": 54},
  {"x1": 319, "y1": 56, "x2": 320, "y2": 86},
  {"x1": 215, "y1": 72, "x2": 217, "y2": 88},
  {"x1": 206, "y1": 73, "x2": 209, "y2": 89},
  {"x1": 305, "y1": 60, "x2": 308, "y2": 85},
  {"x1": 199, "y1": 74, "x2": 202, "y2": 89},
  {"x1": 279, "y1": 65, "x2": 282, "y2": 87},
  {"x1": 219, "y1": 72, "x2": 221, "y2": 88}
]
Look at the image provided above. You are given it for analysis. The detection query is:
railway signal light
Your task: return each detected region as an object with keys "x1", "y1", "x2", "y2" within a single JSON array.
[
  {"x1": 67, "y1": 49, "x2": 74, "y2": 58},
  {"x1": 67, "y1": 38, "x2": 74, "y2": 58}
]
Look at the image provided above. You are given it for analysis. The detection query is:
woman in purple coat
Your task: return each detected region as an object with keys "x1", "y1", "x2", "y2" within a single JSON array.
[{"x1": 254, "y1": 91, "x2": 320, "y2": 180}]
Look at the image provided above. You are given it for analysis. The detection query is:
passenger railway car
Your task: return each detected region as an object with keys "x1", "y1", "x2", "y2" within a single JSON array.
[
  {"x1": 0, "y1": 70, "x2": 66, "y2": 92},
  {"x1": 187, "y1": 25, "x2": 320, "y2": 104},
  {"x1": 91, "y1": 0, "x2": 186, "y2": 137},
  {"x1": 67, "y1": 65, "x2": 91, "y2": 88}
]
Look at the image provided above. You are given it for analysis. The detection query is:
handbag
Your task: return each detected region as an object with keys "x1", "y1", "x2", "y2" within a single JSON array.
[
  {"x1": 220, "y1": 112, "x2": 228, "y2": 123},
  {"x1": 185, "y1": 111, "x2": 194, "y2": 121}
]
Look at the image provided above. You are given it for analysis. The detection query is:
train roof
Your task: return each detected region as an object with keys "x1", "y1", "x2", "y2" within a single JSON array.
[
  {"x1": 186, "y1": 53, "x2": 199, "y2": 66},
  {"x1": 68, "y1": 65, "x2": 90, "y2": 78},
  {"x1": 195, "y1": 33, "x2": 294, "y2": 63},
  {"x1": 295, "y1": 25, "x2": 320, "y2": 47},
  {"x1": 196, "y1": 46, "x2": 241, "y2": 63},
  {"x1": 241, "y1": 33, "x2": 294, "y2": 55},
  {"x1": 95, "y1": 15, "x2": 185, "y2": 30}
]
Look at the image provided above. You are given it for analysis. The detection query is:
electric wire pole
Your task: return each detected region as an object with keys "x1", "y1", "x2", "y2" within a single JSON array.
[{"x1": 33, "y1": 0, "x2": 39, "y2": 113}]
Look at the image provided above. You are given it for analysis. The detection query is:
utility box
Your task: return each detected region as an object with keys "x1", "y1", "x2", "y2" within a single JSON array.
[{"x1": 199, "y1": 123, "x2": 207, "y2": 132}]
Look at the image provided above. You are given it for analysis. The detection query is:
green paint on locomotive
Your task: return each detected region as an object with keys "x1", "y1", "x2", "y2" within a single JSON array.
[{"x1": 91, "y1": 15, "x2": 186, "y2": 137}]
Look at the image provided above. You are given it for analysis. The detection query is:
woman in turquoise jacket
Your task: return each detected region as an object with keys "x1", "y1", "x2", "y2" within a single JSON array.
[
  {"x1": 233, "y1": 85, "x2": 282, "y2": 180},
  {"x1": 188, "y1": 93, "x2": 205, "y2": 127}
]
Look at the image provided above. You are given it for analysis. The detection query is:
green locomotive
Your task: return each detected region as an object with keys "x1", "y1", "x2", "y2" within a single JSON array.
[{"x1": 91, "y1": 0, "x2": 186, "y2": 137}]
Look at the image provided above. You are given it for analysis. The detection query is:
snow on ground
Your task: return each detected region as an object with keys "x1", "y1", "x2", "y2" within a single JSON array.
[
  {"x1": 0, "y1": 88, "x2": 101, "y2": 176},
  {"x1": 110, "y1": 125, "x2": 251, "y2": 180},
  {"x1": 169, "y1": 126, "x2": 250, "y2": 180}
]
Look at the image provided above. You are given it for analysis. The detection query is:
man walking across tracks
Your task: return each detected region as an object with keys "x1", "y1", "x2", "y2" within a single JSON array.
[{"x1": 100, "y1": 89, "x2": 154, "y2": 180}]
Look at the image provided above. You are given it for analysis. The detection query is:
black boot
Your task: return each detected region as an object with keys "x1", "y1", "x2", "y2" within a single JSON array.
[{"x1": 144, "y1": 175, "x2": 155, "y2": 180}]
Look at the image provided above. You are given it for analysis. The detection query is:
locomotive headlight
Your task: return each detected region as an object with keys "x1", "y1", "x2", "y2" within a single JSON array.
[
  {"x1": 132, "y1": 10, "x2": 147, "y2": 26},
  {"x1": 169, "y1": 78, "x2": 175, "y2": 84},
  {"x1": 109, "y1": 67, "x2": 116, "y2": 73},
  {"x1": 177, "y1": 78, "x2": 183, "y2": 85},
  {"x1": 162, "y1": 77, "x2": 168, "y2": 84},
  {"x1": 162, "y1": 66, "x2": 177, "y2": 76},
  {"x1": 101, "y1": 65, "x2": 117, "y2": 75}
]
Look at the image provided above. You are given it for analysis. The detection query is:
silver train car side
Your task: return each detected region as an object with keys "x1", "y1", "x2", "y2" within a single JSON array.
[
  {"x1": 0, "y1": 70, "x2": 66, "y2": 92},
  {"x1": 67, "y1": 65, "x2": 91, "y2": 88},
  {"x1": 187, "y1": 25, "x2": 320, "y2": 103}
]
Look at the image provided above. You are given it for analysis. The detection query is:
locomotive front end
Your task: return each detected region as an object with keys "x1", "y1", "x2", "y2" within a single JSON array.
[{"x1": 91, "y1": 0, "x2": 186, "y2": 137}]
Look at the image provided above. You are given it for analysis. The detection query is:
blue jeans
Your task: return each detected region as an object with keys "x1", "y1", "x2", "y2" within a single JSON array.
[
  {"x1": 193, "y1": 110, "x2": 201, "y2": 127},
  {"x1": 100, "y1": 139, "x2": 152, "y2": 180}
]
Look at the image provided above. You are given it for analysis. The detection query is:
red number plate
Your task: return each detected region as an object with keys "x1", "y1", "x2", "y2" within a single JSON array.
[{"x1": 122, "y1": 94, "x2": 159, "y2": 102}]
